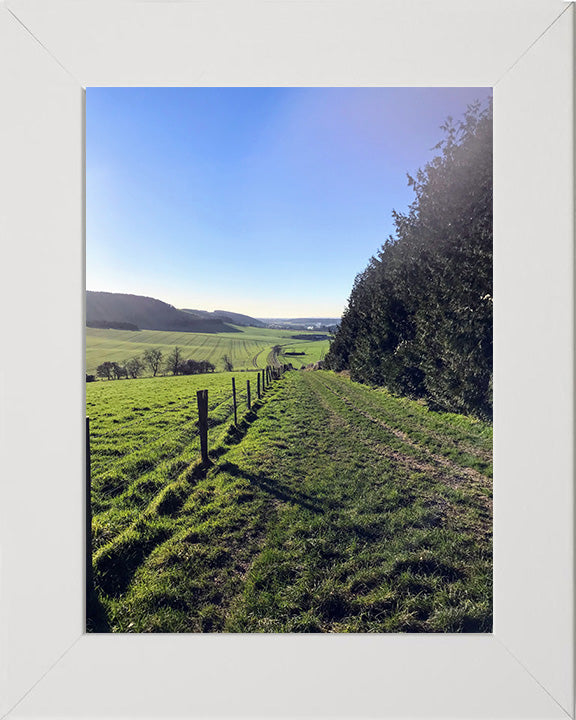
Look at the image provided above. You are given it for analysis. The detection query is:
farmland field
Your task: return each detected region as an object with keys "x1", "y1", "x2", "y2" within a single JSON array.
[
  {"x1": 86, "y1": 325, "x2": 329, "y2": 375},
  {"x1": 88, "y1": 372, "x2": 254, "y2": 553},
  {"x1": 87, "y1": 369, "x2": 492, "y2": 633}
]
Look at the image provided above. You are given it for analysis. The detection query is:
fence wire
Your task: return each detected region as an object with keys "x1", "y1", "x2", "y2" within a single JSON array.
[
  {"x1": 92, "y1": 415, "x2": 202, "y2": 477},
  {"x1": 91, "y1": 398, "x2": 198, "y2": 439},
  {"x1": 89, "y1": 367, "x2": 284, "y2": 479}
]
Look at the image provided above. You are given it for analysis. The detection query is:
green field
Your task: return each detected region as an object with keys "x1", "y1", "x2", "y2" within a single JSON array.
[
  {"x1": 88, "y1": 372, "x2": 258, "y2": 552},
  {"x1": 87, "y1": 369, "x2": 492, "y2": 633},
  {"x1": 86, "y1": 325, "x2": 329, "y2": 375}
]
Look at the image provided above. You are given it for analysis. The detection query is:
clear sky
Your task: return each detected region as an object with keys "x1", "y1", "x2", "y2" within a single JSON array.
[{"x1": 86, "y1": 87, "x2": 492, "y2": 318}]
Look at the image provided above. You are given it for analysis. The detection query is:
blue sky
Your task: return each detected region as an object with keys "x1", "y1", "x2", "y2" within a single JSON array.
[{"x1": 86, "y1": 87, "x2": 492, "y2": 318}]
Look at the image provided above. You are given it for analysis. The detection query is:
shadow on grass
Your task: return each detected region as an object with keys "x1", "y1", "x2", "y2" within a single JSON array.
[
  {"x1": 94, "y1": 525, "x2": 172, "y2": 597},
  {"x1": 208, "y1": 403, "x2": 264, "y2": 463},
  {"x1": 86, "y1": 587, "x2": 111, "y2": 632},
  {"x1": 218, "y1": 461, "x2": 324, "y2": 514}
]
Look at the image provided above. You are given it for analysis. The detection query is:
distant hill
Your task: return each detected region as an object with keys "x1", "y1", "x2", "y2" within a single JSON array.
[
  {"x1": 86, "y1": 291, "x2": 239, "y2": 333},
  {"x1": 87, "y1": 320, "x2": 139, "y2": 331},
  {"x1": 182, "y1": 308, "x2": 266, "y2": 328},
  {"x1": 258, "y1": 317, "x2": 340, "y2": 331},
  {"x1": 290, "y1": 334, "x2": 331, "y2": 341},
  {"x1": 259, "y1": 317, "x2": 340, "y2": 325}
]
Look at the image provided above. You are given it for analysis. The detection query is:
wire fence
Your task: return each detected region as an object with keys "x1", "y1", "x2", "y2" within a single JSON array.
[
  {"x1": 90, "y1": 400, "x2": 196, "y2": 439},
  {"x1": 87, "y1": 363, "x2": 291, "y2": 483},
  {"x1": 85, "y1": 363, "x2": 293, "y2": 596}
]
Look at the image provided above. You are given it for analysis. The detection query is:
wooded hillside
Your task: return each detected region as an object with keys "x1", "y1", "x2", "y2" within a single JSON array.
[{"x1": 86, "y1": 291, "x2": 239, "y2": 333}]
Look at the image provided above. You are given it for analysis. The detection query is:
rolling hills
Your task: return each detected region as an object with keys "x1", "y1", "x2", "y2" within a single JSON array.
[
  {"x1": 86, "y1": 325, "x2": 329, "y2": 374},
  {"x1": 87, "y1": 291, "x2": 239, "y2": 333},
  {"x1": 182, "y1": 308, "x2": 266, "y2": 327}
]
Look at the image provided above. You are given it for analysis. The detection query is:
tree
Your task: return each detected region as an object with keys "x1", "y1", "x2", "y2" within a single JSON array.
[
  {"x1": 96, "y1": 361, "x2": 114, "y2": 380},
  {"x1": 326, "y1": 99, "x2": 492, "y2": 419},
  {"x1": 222, "y1": 354, "x2": 233, "y2": 372},
  {"x1": 111, "y1": 362, "x2": 127, "y2": 380},
  {"x1": 180, "y1": 359, "x2": 199, "y2": 375},
  {"x1": 180, "y1": 359, "x2": 216, "y2": 375},
  {"x1": 143, "y1": 348, "x2": 163, "y2": 377},
  {"x1": 126, "y1": 356, "x2": 143, "y2": 379},
  {"x1": 166, "y1": 346, "x2": 183, "y2": 375}
]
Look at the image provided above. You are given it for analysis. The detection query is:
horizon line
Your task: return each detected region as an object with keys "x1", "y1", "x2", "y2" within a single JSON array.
[{"x1": 86, "y1": 288, "x2": 342, "y2": 320}]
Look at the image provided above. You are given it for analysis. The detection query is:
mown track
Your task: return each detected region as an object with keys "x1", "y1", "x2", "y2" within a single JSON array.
[
  {"x1": 303, "y1": 372, "x2": 492, "y2": 526},
  {"x1": 310, "y1": 374, "x2": 490, "y2": 490},
  {"x1": 251, "y1": 348, "x2": 265, "y2": 368}
]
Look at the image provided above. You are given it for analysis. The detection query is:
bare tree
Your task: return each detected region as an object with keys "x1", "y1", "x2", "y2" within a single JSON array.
[
  {"x1": 126, "y1": 356, "x2": 143, "y2": 379},
  {"x1": 143, "y1": 348, "x2": 163, "y2": 376},
  {"x1": 166, "y1": 346, "x2": 183, "y2": 375},
  {"x1": 111, "y1": 362, "x2": 127, "y2": 380},
  {"x1": 96, "y1": 361, "x2": 114, "y2": 380},
  {"x1": 222, "y1": 354, "x2": 233, "y2": 372}
]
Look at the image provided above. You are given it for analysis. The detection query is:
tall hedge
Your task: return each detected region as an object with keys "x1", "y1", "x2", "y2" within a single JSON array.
[{"x1": 326, "y1": 100, "x2": 492, "y2": 420}]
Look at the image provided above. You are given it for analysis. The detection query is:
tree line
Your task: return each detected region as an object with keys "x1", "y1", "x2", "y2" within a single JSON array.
[
  {"x1": 87, "y1": 347, "x2": 217, "y2": 381},
  {"x1": 325, "y1": 100, "x2": 493, "y2": 420}
]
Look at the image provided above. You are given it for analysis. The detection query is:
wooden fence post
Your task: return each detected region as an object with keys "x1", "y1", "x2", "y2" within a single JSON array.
[
  {"x1": 197, "y1": 389, "x2": 209, "y2": 464},
  {"x1": 232, "y1": 377, "x2": 237, "y2": 426},
  {"x1": 257, "y1": 372, "x2": 261, "y2": 399},
  {"x1": 85, "y1": 417, "x2": 93, "y2": 603},
  {"x1": 247, "y1": 380, "x2": 251, "y2": 410}
]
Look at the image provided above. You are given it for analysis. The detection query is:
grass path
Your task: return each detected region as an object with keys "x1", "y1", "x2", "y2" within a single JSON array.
[
  {"x1": 312, "y1": 374, "x2": 491, "y2": 497},
  {"x1": 89, "y1": 370, "x2": 492, "y2": 633}
]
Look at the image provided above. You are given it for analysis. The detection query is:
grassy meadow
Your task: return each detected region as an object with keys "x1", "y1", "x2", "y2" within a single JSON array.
[
  {"x1": 86, "y1": 325, "x2": 329, "y2": 375},
  {"x1": 88, "y1": 369, "x2": 492, "y2": 633}
]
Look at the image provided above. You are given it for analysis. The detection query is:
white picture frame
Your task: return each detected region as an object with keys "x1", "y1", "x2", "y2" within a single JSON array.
[{"x1": 0, "y1": 0, "x2": 573, "y2": 718}]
